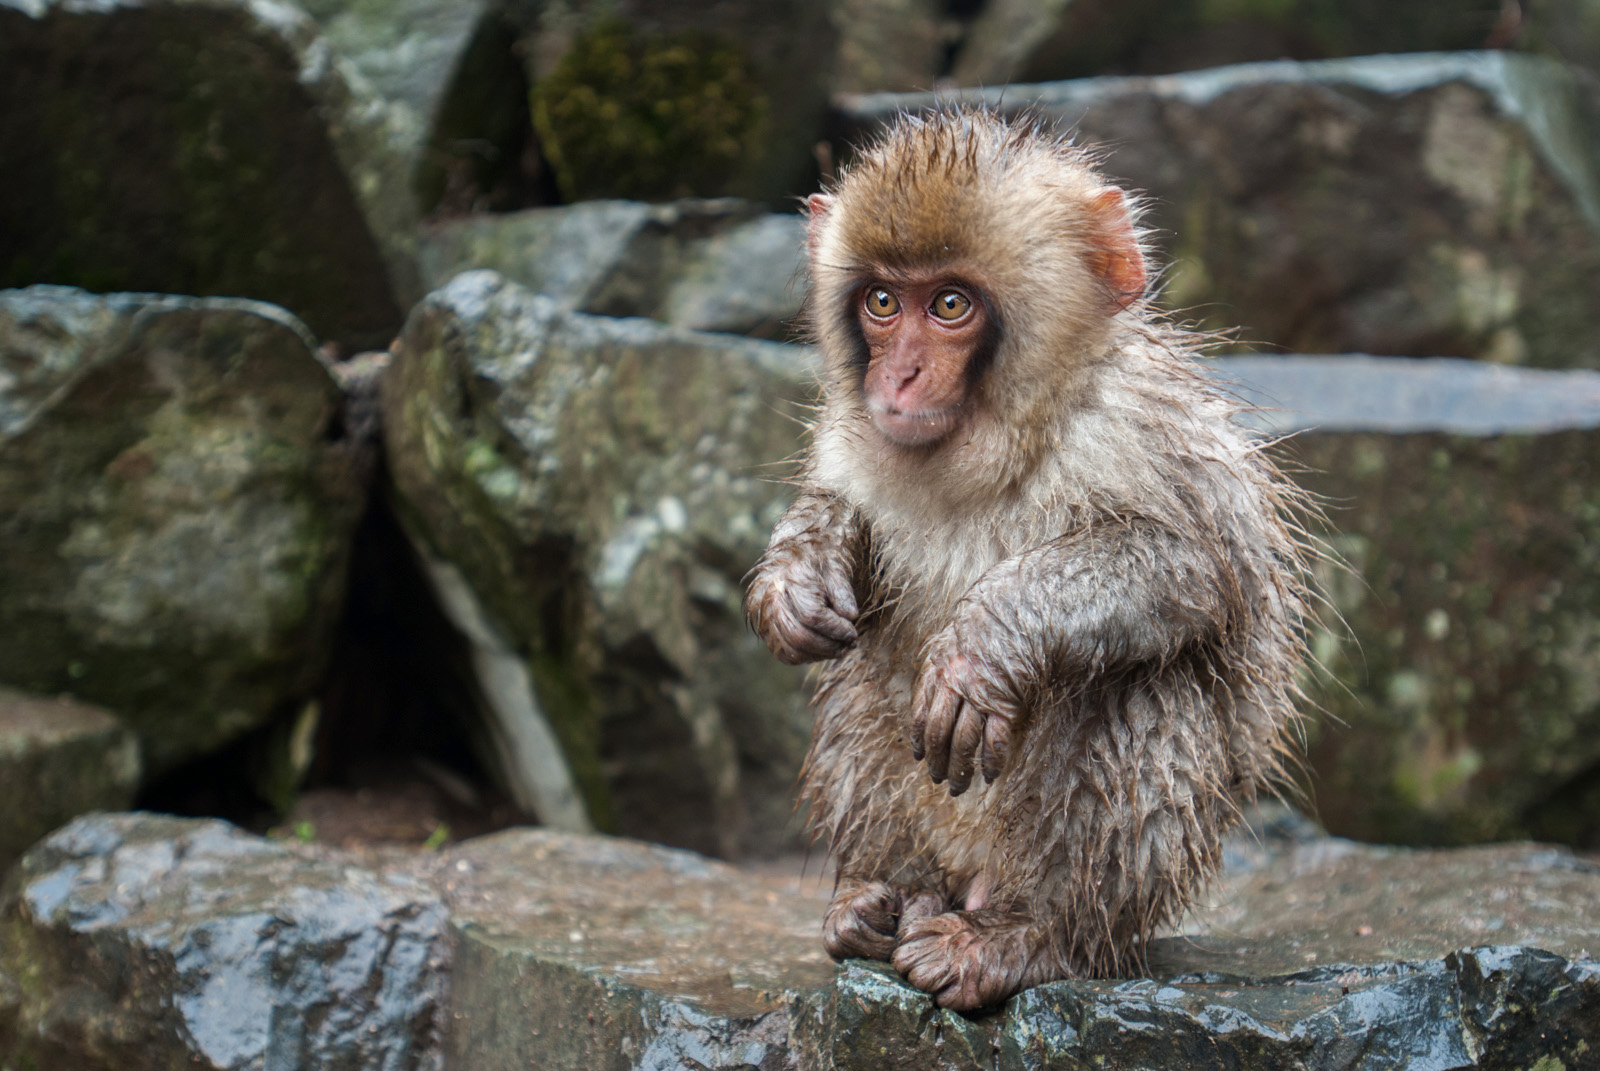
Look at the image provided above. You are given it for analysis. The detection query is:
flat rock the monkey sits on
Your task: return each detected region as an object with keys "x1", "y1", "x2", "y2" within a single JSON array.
[{"x1": 745, "y1": 109, "x2": 1311, "y2": 1011}]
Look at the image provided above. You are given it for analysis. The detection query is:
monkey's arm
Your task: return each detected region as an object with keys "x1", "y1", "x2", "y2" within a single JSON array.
[
  {"x1": 912, "y1": 520, "x2": 1237, "y2": 793},
  {"x1": 745, "y1": 492, "x2": 864, "y2": 665}
]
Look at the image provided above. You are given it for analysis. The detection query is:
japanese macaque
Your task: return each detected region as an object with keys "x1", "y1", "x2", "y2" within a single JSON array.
[{"x1": 745, "y1": 110, "x2": 1310, "y2": 1011}]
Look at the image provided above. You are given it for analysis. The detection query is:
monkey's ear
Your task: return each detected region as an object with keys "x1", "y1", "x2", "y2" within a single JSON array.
[
  {"x1": 806, "y1": 193, "x2": 834, "y2": 253},
  {"x1": 1084, "y1": 186, "x2": 1147, "y2": 312}
]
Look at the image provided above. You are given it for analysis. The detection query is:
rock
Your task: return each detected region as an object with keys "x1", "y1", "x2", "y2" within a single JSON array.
[
  {"x1": 946, "y1": 0, "x2": 1512, "y2": 85},
  {"x1": 0, "y1": 286, "x2": 368, "y2": 774},
  {"x1": 836, "y1": 52, "x2": 1600, "y2": 369},
  {"x1": 0, "y1": 0, "x2": 419, "y2": 351},
  {"x1": 438, "y1": 828, "x2": 832, "y2": 1069},
  {"x1": 826, "y1": 0, "x2": 951, "y2": 95},
  {"x1": 4, "y1": 811, "x2": 1596, "y2": 1068},
  {"x1": 1210, "y1": 355, "x2": 1600, "y2": 847},
  {"x1": 382, "y1": 270, "x2": 815, "y2": 858},
  {"x1": 418, "y1": 199, "x2": 808, "y2": 338},
  {"x1": 507, "y1": 1, "x2": 834, "y2": 204},
  {"x1": 0, "y1": 813, "x2": 449, "y2": 1071},
  {"x1": 0, "y1": 688, "x2": 139, "y2": 871},
  {"x1": 297, "y1": 0, "x2": 549, "y2": 217}
]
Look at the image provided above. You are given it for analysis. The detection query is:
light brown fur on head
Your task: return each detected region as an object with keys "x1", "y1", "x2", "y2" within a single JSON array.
[
  {"x1": 746, "y1": 107, "x2": 1312, "y2": 1011},
  {"x1": 804, "y1": 113, "x2": 1156, "y2": 555}
]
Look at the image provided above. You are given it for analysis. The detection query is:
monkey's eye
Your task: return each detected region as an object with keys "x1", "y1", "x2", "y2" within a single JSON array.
[
  {"x1": 931, "y1": 291, "x2": 971, "y2": 321},
  {"x1": 863, "y1": 288, "x2": 900, "y2": 318}
]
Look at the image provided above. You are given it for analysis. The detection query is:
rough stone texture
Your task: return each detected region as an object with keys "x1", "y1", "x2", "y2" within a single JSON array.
[
  {"x1": 836, "y1": 52, "x2": 1600, "y2": 369},
  {"x1": 419, "y1": 199, "x2": 808, "y2": 338},
  {"x1": 0, "y1": 0, "x2": 420, "y2": 351},
  {"x1": 1209, "y1": 355, "x2": 1600, "y2": 848},
  {"x1": 1225, "y1": 356, "x2": 1600, "y2": 842},
  {"x1": 0, "y1": 286, "x2": 368, "y2": 774},
  {"x1": 826, "y1": 0, "x2": 950, "y2": 95},
  {"x1": 0, "y1": 813, "x2": 449, "y2": 1071},
  {"x1": 947, "y1": 0, "x2": 1514, "y2": 85},
  {"x1": 0, "y1": 688, "x2": 139, "y2": 872},
  {"x1": 506, "y1": 0, "x2": 834, "y2": 205},
  {"x1": 439, "y1": 829, "x2": 832, "y2": 1069},
  {"x1": 382, "y1": 270, "x2": 816, "y2": 858},
  {"x1": 295, "y1": 0, "x2": 546, "y2": 218},
  {"x1": 3, "y1": 811, "x2": 1595, "y2": 1069}
]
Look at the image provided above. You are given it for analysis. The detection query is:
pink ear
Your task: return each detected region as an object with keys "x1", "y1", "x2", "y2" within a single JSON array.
[
  {"x1": 806, "y1": 193, "x2": 833, "y2": 254},
  {"x1": 1085, "y1": 187, "x2": 1147, "y2": 311}
]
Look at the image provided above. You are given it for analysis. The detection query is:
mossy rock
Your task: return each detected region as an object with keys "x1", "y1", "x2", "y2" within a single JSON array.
[{"x1": 530, "y1": 19, "x2": 767, "y2": 203}]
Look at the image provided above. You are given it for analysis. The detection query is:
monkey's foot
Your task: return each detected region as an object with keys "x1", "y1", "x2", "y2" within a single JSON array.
[
  {"x1": 891, "y1": 909, "x2": 1056, "y2": 1011},
  {"x1": 823, "y1": 882, "x2": 948, "y2": 962}
]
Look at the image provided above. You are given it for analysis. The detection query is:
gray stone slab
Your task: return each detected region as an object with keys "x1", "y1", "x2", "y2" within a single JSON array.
[{"x1": 0, "y1": 687, "x2": 138, "y2": 870}]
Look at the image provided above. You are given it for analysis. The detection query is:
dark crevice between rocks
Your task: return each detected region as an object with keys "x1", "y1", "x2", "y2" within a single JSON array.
[
  {"x1": 139, "y1": 476, "x2": 529, "y2": 850},
  {"x1": 417, "y1": 14, "x2": 558, "y2": 218},
  {"x1": 1525, "y1": 756, "x2": 1600, "y2": 850}
]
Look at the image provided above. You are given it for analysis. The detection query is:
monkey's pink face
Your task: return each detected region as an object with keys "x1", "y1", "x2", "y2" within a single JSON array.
[{"x1": 856, "y1": 278, "x2": 992, "y2": 448}]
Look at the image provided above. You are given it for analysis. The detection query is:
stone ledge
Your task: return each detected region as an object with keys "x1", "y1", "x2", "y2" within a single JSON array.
[{"x1": 2, "y1": 812, "x2": 1596, "y2": 1069}]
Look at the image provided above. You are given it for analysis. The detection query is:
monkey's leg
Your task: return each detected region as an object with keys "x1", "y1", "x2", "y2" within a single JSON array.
[
  {"x1": 823, "y1": 878, "x2": 947, "y2": 961},
  {"x1": 891, "y1": 908, "x2": 1061, "y2": 1011}
]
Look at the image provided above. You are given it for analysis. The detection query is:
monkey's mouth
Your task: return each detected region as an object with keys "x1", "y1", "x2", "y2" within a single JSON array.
[{"x1": 868, "y1": 401, "x2": 960, "y2": 447}]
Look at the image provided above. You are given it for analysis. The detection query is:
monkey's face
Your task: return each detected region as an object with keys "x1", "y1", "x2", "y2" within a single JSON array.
[{"x1": 854, "y1": 276, "x2": 996, "y2": 447}]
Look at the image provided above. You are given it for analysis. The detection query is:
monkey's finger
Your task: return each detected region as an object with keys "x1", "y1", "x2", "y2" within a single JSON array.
[
  {"x1": 791, "y1": 580, "x2": 857, "y2": 643},
  {"x1": 821, "y1": 559, "x2": 860, "y2": 622},
  {"x1": 908, "y1": 677, "x2": 932, "y2": 761},
  {"x1": 980, "y1": 716, "x2": 1012, "y2": 783},
  {"x1": 922, "y1": 686, "x2": 963, "y2": 783},
  {"x1": 945, "y1": 703, "x2": 984, "y2": 796}
]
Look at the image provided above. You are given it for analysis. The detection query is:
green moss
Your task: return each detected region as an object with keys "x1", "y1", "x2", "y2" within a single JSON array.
[
  {"x1": 529, "y1": 19, "x2": 767, "y2": 202},
  {"x1": 527, "y1": 651, "x2": 613, "y2": 832}
]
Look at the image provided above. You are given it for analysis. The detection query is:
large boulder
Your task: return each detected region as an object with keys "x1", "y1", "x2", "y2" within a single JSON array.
[
  {"x1": 295, "y1": 0, "x2": 550, "y2": 217},
  {"x1": 0, "y1": 814, "x2": 448, "y2": 1071},
  {"x1": 0, "y1": 0, "x2": 420, "y2": 351},
  {"x1": 0, "y1": 286, "x2": 368, "y2": 773},
  {"x1": 1214, "y1": 355, "x2": 1600, "y2": 847},
  {"x1": 4, "y1": 810, "x2": 1597, "y2": 1069},
  {"x1": 946, "y1": 0, "x2": 1516, "y2": 85},
  {"x1": 418, "y1": 198, "x2": 808, "y2": 338},
  {"x1": 836, "y1": 52, "x2": 1600, "y2": 369},
  {"x1": 0, "y1": 688, "x2": 138, "y2": 872},
  {"x1": 382, "y1": 271, "x2": 815, "y2": 858}
]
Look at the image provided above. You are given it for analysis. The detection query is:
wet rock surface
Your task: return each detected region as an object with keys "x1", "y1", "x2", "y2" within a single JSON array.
[
  {"x1": 383, "y1": 271, "x2": 816, "y2": 857},
  {"x1": 0, "y1": 286, "x2": 368, "y2": 773},
  {"x1": 438, "y1": 829, "x2": 832, "y2": 1069},
  {"x1": 3, "y1": 811, "x2": 1596, "y2": 1070},
  {"x1": 0, "y1": 813, "x2": 449, "y2": 1071},
  {"x1": 838, "y1": 52, "x2": 1600, "y2": 369},
  {"x1": 0, "y1": 688, "x2": 138, "y2": 872}
]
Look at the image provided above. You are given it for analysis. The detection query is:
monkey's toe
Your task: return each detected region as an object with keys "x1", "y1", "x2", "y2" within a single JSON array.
[
  {"x1": 822, "y1": 881, "x2": 901, "y2": 961},
  {"x1": 892, "y1": 910, "x2": 1035, "y2": 1011}
]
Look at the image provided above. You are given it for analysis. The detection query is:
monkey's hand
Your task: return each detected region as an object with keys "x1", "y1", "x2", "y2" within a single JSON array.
[
  {"x1": 911, "y1": 613, "x2": 1029, "y2": 795},
  {"x1": 744, "y1": 493, "x2": 862, "y2": 665}
]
